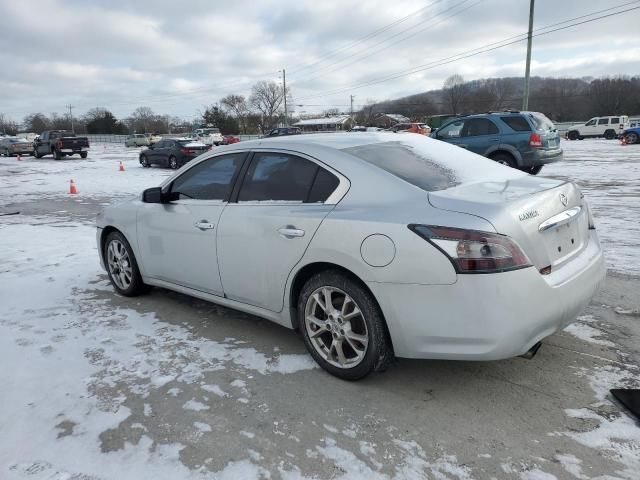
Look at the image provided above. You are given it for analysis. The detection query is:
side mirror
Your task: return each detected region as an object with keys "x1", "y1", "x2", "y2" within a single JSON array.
[{"x1": 142, "y1": 187, "x2": 163, "y2": 203}]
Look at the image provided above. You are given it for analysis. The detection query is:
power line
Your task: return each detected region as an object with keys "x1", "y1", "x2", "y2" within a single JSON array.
[
  {"x1": 292, "y1": 0, "x2": 480, "y2": 85},
  {"x1": 295, "y1": 3, "x2": 640, "y2": 102},
  {"x1": 287, "y1": 0, "x2": 445, "y2": 76}
]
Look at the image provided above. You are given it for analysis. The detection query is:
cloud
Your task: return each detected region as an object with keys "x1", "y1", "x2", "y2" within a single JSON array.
[{"x1": 0, "y1": 0, "x2": 638, "y2": 120}]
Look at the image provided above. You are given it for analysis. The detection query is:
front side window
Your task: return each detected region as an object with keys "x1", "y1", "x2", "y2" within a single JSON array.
[
  {"x1": 170, "y1": 153, "x2": 244, "y2": 201},
  {"x1": 437, "y1": 120, "x2": 464, "y2": 138},
  {"x1": 598, "y1": 118, "x2": 609, "y2": 125},
  {"x1": 585, "y1": 119, "x2": 597, "y2": 126},
  {"x1": 461, "y1": 118, "x2": 499, "y2": 137},
  {"x1": 238, "y1": 152, "x2": 324, "y2": 203}
]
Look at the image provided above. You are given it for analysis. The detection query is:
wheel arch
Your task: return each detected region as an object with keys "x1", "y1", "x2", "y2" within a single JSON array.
[
  {"x1": 488, "y1": 147, "x2": 521, "y2": 166},
  {"x1": 287, "y1": 262, "x2": 393, "y2": 353}
]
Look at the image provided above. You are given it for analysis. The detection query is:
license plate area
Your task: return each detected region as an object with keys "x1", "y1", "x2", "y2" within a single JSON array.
[{"x1": 541, "y1": 211, "x2": 588, "y2": 266}]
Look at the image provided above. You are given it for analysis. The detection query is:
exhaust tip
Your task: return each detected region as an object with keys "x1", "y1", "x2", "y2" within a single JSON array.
[{"x1": 519, "y1": 341, "x2": 542, "y2": 360}]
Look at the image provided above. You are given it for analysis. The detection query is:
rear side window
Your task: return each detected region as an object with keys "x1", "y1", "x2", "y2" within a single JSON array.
[
  {"x1": 308, "y1": 168, "x2": 340, "y2": 203},
  {"x1": 461, "y1": 118, "x2": 499, "y2": 136},
  {"x1": 501, "y1": 116, "x2": 531, "y2": 132},
  {"x1": 611, "y1": 117, "x2": 619, "y2": 124},
  {"x1": 343, "y1": 141, "x2": 457, "y2": 192},
  {"x1": 238, "y1": 152, "x2": 318, "y2": 202},
  {"x1": 598, "y1": 118, "x2": 609, "y2": 125},
  {"x1": 170, "y1": 153, "x2": 244, "y2": 200},
  {"x1": 529, "y1": 113, "x2": 556, "y2": 131}
]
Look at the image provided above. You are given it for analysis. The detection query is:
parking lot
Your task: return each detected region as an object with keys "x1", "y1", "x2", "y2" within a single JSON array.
[{"x1": 1, "y1": 139, "x2": 639, "y2": 479}]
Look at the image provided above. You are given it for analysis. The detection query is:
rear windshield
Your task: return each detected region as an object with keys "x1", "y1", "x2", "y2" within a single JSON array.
[
  {"x1": 501, "y1": 116, "x2": 531, "y2": 132},
  {"x1": 528, "y1": 113, "x2": 555, "y2": 131},
  {"x1": 342, "y1": 141, "x2": 458, "y2": 192}
]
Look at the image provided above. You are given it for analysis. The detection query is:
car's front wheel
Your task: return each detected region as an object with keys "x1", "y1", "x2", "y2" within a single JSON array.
[
  {"x1": 104, "y1": 231, "x2": 148, "y2": 297},
  {"x1": 626, "y1": 132, "x2": 639, "y2": 145},
  {"x1": 298, "y1": 271, "x2": 392, "y2": 380},
  {"x1": 168, "y1": 156, "x2": 178, "y2": 169},
  {"x1": 140, "y1": 154, "x2": 150, "y2": 168}
]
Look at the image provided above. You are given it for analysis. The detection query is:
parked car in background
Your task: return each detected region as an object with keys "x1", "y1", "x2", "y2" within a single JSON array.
[
  {"x1": 566, "y1": 116, "x2": 629, "y2": 140},
  {"x1": 263, "y1": 127, "x2": 302, "y2": 138},
  {"x1": 17, "y1": 132, "x2": 38, "y2": 143},
  {"x1": 125, "y1": 134, "x2": 151, "y2": 147},
  {"x1": 390, "y1": 122, "x2": 431, "y2": 135},
  {"x1": 432, "y1": 111, "x2": 562, "y2": 175},
  {"x1": 145, "y1": 133, "x2": 162, "y2": 145},
  {"x1": 139, "y1": 138, "x2": 209, "y2": 169},
  {"x1": 0, "y1": 137, "x2": 35, "y2": 156},
  {"x1": 223, "y1": 135, "x2": 240, "y2": 145},
  {"x1": 34, "y1": 130, "x2": 90, "y2": 159},
  {"x1": 97, "y1": 132, "x2": 604, "y2": 380},
  {"x1": 194, "y1": 128, "x2": 224, "y2": 146},
  {"x1": 622, "y1": 126, "x2": 640, "y2": 145}
]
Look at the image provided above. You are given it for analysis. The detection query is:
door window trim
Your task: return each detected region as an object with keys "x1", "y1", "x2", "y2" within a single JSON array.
[{"x1": 228, "y1": 148, "x2": 350, "y2": 206}]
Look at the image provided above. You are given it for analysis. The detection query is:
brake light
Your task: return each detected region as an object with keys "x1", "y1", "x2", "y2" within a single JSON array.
[
  {"x1": 529, "y1": 133, "x2": 543, "y2": 148},
  {"x1": 408, "y1": 225, "x2": 531, "y2": 273},
  {"x1": 180, "y1": 148, "x2": 195, "y2": 155}
]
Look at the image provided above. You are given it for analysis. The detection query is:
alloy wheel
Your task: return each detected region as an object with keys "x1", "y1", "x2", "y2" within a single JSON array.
[
  {"x1": 304, "y1": 286, "x2": 369, "y2": 369},
  {"x1": 627, "y1": 133, "x2": 638, "y2": 145},
  {"x1": 106, "y1": 239, "x2": 133, "y2": 290}
]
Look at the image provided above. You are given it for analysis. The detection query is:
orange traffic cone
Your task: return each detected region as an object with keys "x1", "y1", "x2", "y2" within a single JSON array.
[
  {"x1": 17, "y1": 154, "x2": 21, "y2": 161},
  {"x1": 119, "y1": 161, "x2": 125, "y2": 172},
  {"x1": 69, "y1": 179, "x2": 78, "y2": 195}
]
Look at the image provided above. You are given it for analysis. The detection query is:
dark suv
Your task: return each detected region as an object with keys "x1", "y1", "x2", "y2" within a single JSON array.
[
  {"x1": 139, "y1": 138, "x2": 209, "y2": 169},
  {"x1": 431, "y1": 111, "x2": 562, "y2": 174},
  {"x1": 263, "y1": 127, "x2": 302, "y2": 138}
]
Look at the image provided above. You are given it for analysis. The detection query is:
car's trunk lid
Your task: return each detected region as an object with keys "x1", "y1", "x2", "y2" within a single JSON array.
[{"x1": 428, "y1": 176, "x2": 590, "y2": 272}]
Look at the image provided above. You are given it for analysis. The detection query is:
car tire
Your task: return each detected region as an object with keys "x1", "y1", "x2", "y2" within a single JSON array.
[
  {"x1": 103, "y1": 231, "x2": 149, "y2": 297},
  {"x1": 527, "y1": 165, "x2": 543, "y2": 175},
  {"x1": 80, "y1": 152, "x2": 87, "y2": 159},
  {"x1": 626, "y1": 132, "x2": 639, "y2": 145},
  {"x1": 34, "y1": 150, "x2": 42, "y2": 159},
  {"x1": 490, "y1": 152, "x2": 516, "y2": 168},
  {"x1": 168, "y1": 156, "x2": 178, "y2": 169},
  {"x1": 567, "y1": 131, "x2": 578, "y2": 141},
  {"x1": 298, "y1": 270, "x2": 393, "y2": 380},
  {"x1": 53, "y1": 149, "x2": 61, "y2": 160},
  {"x1": 604, "y1": 130, "x2": 616, "y2": 140},
  {"x1": 140, "y1": 154, "x2": 150, "y2": 168}
]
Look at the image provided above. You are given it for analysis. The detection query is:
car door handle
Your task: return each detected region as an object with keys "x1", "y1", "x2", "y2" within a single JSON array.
[
  {"x1": 194, "y1": 220, "x2": 215, "y2": 230},
  {"x1": 278, "y1": 227, "x2": 305, "y2": 238}
]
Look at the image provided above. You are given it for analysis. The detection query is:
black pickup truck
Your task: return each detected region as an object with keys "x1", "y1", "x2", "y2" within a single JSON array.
[{"x1": 34, "y1": 130, "x2": 90, "y2": 159}]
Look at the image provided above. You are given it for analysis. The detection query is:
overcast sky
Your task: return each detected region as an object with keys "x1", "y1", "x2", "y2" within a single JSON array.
[{"x1": 1, "y1": 0, "x2": 639, "y2": 122}]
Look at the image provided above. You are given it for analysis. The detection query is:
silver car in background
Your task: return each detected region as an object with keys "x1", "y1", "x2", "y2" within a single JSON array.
[{"x1": 97, "y1": 133, "x2": 605, "y2": 380}]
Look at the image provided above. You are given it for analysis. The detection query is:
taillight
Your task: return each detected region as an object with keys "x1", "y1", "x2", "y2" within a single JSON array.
[
  {"x1": 529, "y1": 133, "x2": 543, "y2": 148},
  {"x1": 408, "y1": 225, "x2": 531, "y2": 273},
  {"x1": 180, "y1": 148, "x2": 195, "y2": 155}
]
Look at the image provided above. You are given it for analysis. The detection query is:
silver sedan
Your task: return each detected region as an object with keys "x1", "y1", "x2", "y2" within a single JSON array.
[{"x1": 97, "y1": 133, "x2": 606, "y2": 380}]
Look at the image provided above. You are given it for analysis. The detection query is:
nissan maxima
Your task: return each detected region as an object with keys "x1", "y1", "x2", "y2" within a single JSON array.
[{"x1": 97, "y1": 133, "x2": 605, "y2": 380}]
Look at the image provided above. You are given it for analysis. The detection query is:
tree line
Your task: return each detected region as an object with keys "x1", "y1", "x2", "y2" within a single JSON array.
[
  {"x1": 357, "y1": 75, "x2": 640, "y2": 124},
  {"x1": 2, "y1": 75, "x2": 638, "y2": 136},
  {"x1": 0, "y1": 80, "x2": 290, "y2": 136}
]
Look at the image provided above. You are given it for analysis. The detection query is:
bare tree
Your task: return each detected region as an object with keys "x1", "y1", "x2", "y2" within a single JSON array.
[
  {"x1": 221, "y1": 94, "x2": 250, "y2": 134},
  {"x1": 22, "y1": 113, "x2": 50, "y2": 133},
  {"x1": 249, "y1": 80, "x2": 287, "y2": 133},
  {"x1": 0, "y1": 113, "x2": 19, "y2": 135},
  {"x1": 443, "y1": 74, "x2": 468, "y2": 114}
]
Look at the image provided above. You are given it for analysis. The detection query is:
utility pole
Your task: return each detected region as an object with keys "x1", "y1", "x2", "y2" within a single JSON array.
[
  {"x1": 282, "y1": 68, "x2": 288, "y2": 126},
  {"x1": 67, "y1": 104, "x2": 75, "y2": 133},
  {"x1": 522, "y1": 0, "x2": 535, "y2": 111},
  {"x1": 350, "y1": 95, "x2": 355, "y2": 118}
]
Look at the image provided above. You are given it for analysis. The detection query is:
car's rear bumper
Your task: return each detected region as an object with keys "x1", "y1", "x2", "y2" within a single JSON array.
[
  {"x1": 521, "y1": 147, "x2": 563, "y2": 167},
  {"x1": 367, "y1": 230, "x2": 605, "y2": 360},
  {"x1": 60, "y1": 147, "x2": 89, "y2": 153}
]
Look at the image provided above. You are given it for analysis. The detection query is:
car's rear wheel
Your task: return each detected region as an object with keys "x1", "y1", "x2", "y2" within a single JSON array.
[
  {"x1": 104, "y1": 231, "x2": 148, "y2": 297},
  {"x1": 168, "y1": 156, "x2": 178, "y2": 169},
  {"x1": 80, "y1": 152, "x2": 87, "y2": 159},
  {"x1": 140, "y1": 154, "x2": 150, "y2": 168},
  {"x1": 525, "y1": 165, "x2": 543, "y2": 175},
  {"x1": 490, "y1": 152, "x2": 516, "y2": 168},
  {"x1": 298, "y1": 271, "x2": 392, "y2": 380},
  {"x1": 604, "y1": 130, "x2": 616, "y2": 140},
  {"x1": 567, "y1": 131, "x2": 578, "y2": 140},
  {"x1": 626, "y1": 132, "x2": 639, "y2": 145}
]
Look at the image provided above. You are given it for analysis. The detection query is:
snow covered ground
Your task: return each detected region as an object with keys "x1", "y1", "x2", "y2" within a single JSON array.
[{"x1": 0, "y1": 140, "x2": 639, "y2": 479}]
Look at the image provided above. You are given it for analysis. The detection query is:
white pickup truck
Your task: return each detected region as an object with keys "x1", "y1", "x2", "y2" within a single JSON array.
[
  {"x1": 566, "y1": 116, "x2": 629, "y2": 140},
  {"x1": 194, "y1": 127, "x2": 224, "y2": 146}
]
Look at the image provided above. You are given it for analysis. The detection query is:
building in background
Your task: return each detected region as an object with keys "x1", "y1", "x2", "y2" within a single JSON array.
[{"x1": 293, "y1": 115, "x2": 353, "y2": 133}]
